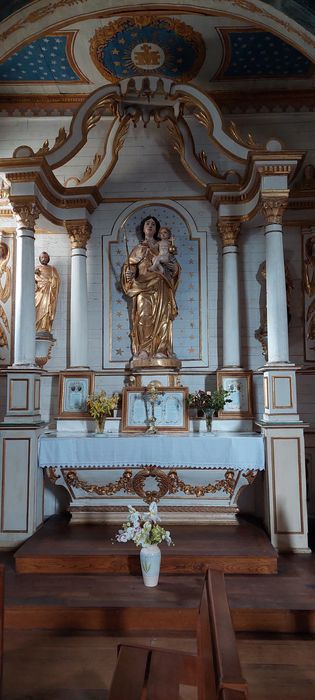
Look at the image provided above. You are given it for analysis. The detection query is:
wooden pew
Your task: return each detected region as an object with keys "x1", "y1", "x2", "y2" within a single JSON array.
[
  {"x1": 0, "y1": 565, "x2": 5, "y2": 698},
  {"x1": 108, "y1": 568, "x2": 248, "y2": 700}
]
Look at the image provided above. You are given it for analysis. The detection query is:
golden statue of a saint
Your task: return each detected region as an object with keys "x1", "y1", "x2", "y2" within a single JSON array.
[
  {"x1": 0, "y1": 241, "x2": 11, "y2": 348},
  {"x1": 35, "y1": 251, "x2": 60, "y2": 335},
  {"x1": 121, "y1": 216, "x2": 181, "y2": 366}
]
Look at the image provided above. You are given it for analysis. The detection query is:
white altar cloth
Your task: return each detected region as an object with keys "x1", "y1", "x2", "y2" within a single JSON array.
[{"x1": 38, "y1": 431, "x2": 265, "y2": 471}]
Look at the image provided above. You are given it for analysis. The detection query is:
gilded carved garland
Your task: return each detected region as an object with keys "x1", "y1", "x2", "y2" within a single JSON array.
[{"x1": 56, "y1": 466, "x2": 238, "y2": 504}]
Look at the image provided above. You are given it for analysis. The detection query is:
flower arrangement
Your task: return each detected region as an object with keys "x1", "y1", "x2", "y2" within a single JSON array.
[
  {"x1": 87, "y1": 390, "x2": 119, "y2": 420},
  {"x1": 187, "y1": 387, "x2": 232, "y2": 415},
  {"x1": 115, "y1": 502, "x2": 173, "y2": 547}
]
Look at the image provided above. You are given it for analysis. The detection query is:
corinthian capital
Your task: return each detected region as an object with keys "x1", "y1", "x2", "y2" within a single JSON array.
[
  {"x1": 217, "y1": 219, "x2": 241, "y2": 247},
  {"x1": 261, "y1": 195, "x2": 288, "y2": 225},
  {"x1": 11, "y1": 200, "x2": 39, "y2": 230},
  {"x1": 65, "y1": 220, "x2": 91, "y2": 249}
]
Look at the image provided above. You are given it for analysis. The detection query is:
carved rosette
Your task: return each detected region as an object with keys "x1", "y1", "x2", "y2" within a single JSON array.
[
  {"x1": 217, "y1": 220, "x2": 241, "y2": 247},
  {"x1": 11, "y1": 201, "x2": 39, "y2": 231},
  {"x1": 261, "y1": 196, "x2": 288, "y2": 225},
  {"x1": 65, "y1": 220, "x2": 92, "y2": 250}
]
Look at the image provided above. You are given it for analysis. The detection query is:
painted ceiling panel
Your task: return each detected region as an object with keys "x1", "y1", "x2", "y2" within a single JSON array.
[
  {"x1": 219, "y1": 30, "x2": 312, "y2": 79},
  {"x1": 89, "y1": 17, "x2": 205, "y2": 82},
  {"x1": 0, "y1": 35, "x2": 82, "y2": 82}
]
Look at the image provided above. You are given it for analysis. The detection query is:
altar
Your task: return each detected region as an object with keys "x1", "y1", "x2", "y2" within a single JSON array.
[{"x1": 39, "y1": 431, "x2": 265, "y2": 523}]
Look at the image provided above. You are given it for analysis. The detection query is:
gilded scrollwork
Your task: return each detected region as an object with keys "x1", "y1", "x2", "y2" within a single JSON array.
[
  {"x1": 35, "y1": 127, "x2": 67, "y2": 156},
  {"x1": 60, "y1": 466, "x2": 237, "y2": 504},
  {"x1": 46, "y1": 467, "x2": 61, "y2": 485},
  {"x1": 168, "y1": 469, "x2": 236, "y2": 498},
  {"x1": 64, "y1": 469, "x2": 133, "y2": 496},
  {"x1": 228, "y1": 121, "x2": 261, "y2": 149}
]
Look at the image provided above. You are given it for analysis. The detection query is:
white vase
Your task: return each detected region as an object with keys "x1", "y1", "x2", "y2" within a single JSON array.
[{"x1": 140, "y1": 544, "x2": 161, "y2": 587}]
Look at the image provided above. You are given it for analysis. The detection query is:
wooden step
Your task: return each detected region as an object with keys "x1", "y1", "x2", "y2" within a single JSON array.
[{"x1": 14, "y1": 515, "x2": 277, "y2": 575}]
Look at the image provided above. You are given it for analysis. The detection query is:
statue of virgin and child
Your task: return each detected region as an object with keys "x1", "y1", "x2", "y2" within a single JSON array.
[{"x1": 121, "y1": 215, "x2": 181, "y2": 367}]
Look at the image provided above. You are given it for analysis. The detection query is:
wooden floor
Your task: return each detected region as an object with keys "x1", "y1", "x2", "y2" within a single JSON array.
[
  {"x1": 14, "y1": 514, "x2": 277, "y2": 575},
  {"x1": 1, "y1": 517, "x2": 315, "y2": 698},
  {"x1": 3, "y1": 630, "x2": 315, "y2": 700}
]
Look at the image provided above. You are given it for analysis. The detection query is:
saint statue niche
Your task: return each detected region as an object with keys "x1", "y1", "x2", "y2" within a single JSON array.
[
  {"x1": 35, "y1": 251, "x2": 60, "y2": 336},
  {"x1": 121, "y1": 216, "x2": 181, "y2": 368}
]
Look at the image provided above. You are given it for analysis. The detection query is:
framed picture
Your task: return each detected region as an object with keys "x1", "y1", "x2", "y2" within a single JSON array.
[
  {"x1": 121, "y1": 387, "x2": 189, "y2": 432},
  {"x1": 58, "y1": 372, "x2": 94, "y2": 418},
  {"x1": 217, "y1": 370, "x2": 253, "y2": 419}
]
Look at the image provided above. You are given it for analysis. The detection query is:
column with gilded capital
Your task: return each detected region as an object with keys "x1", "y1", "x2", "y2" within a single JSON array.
[
  {"x1": 217, "y1": 219, "x2": 241, "y2": 368},
  {"x1": 261, "y1": 195, "x2": 289, "y2": 364},
  {"x1": 65, "y1": 220, "x2": 91, "y2": 368},
  {"x1": 12, "y1": 202, "x2": 39, "y2": 366}
]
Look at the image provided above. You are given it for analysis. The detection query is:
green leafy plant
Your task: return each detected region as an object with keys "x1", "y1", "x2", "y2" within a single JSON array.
[{"x1": 187, "y1": 388, "x2": 232, "y2": 415}]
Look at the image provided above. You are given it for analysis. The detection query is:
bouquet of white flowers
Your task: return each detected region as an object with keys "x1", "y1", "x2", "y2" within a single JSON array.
[{"x1": 115, "y1": 501, "x2": 173, "y2": 547}]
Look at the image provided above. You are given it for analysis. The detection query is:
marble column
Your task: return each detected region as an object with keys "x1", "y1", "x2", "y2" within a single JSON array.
[
  {"x1": 65, "y1": 220, "x2": 91, "y2": 368},
  {"x1": 217, "y1": 219, "x2": 241, "y2": 368},
  {"x1": 261, "y1": 196, "x2": 289, "y2": 364},
  {"x1": 11, "y1": 202, "x2": 39, "y2": 366}
]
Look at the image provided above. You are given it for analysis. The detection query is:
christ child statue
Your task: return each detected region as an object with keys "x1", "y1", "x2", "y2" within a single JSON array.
[{"x1": 149, "y1": 227, "x2": 175, "y2": 273}]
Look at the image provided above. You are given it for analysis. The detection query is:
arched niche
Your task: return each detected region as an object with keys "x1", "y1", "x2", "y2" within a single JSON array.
[{"x1": 103, "y1": 201, "x2": 210, "y2": 369}]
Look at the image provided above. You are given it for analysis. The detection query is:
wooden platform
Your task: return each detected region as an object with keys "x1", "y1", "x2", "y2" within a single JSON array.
[
  {"x1": 0, "y1": 518, "x2": 314, "y2": 635},
  {"x1": 14, "y1": 515, "x2": 277, "y2": 575}
]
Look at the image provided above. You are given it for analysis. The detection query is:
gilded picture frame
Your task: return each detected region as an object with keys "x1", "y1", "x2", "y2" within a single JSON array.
[
  {"x1": 121, "y1": 387, "x2": 189, "y2": 432},
  {"x1": 217, "y1": 370, "x2": 253, "y2": 419},
  {"x1": 58, "y1": 371, "x2": 94, "y2": 418}
]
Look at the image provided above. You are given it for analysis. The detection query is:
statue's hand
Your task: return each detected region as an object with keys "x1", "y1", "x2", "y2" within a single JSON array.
[
  {"x1": 125, "y1": 267, "x2": 136, "y2": 282},
  {"x1": 164, "y1": 260, "x2": 177, "y2": 274}
]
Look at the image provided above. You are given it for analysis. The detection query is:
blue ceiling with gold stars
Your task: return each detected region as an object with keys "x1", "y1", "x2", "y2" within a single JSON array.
[
  {"x1": 0, "y1": 35, "x2": 81, "y2": 82},
  {"x1": 218, "y1": 30, "x2": 312, "y2": 79},
  {"x1": 90, "y1": 17, "x2": 205, "y2": 83}
]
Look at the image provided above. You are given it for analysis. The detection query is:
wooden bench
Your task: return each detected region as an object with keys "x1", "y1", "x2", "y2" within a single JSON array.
[
  {"x1": 0, "y1": 565, "x2": 4, "y2": 699},
  {"x1": 108, "y1": 568, "x2": 248, "y2": 700}
]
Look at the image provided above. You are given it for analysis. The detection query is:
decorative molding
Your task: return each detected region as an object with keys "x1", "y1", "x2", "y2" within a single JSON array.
[
  {"x1": 10, "y1": 200, "x2": 39, "y2": 230},
  {"x1": 217, "y1": 219, "x2": 241, "y2": 246},
  {"x1": 228, "y1": 120, "x2": 261, "y2": 149},
  {"x1": 65, "y1": 219, "x2": 91, "y2": 249},
  {"x1": 61, "y1": 466, "x2": 237, "y2": 504},
  {"x1": 261, "y1": 195, "x2": 289, "y2": 225}
]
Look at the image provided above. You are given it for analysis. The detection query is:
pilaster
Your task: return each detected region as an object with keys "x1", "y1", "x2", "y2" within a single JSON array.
[
  {"x1": 65, "y1": 219, "x2": 91, "y2": 369},
  {"x1": 217, "y1": 218, "x2": 241, "y2": 369}
]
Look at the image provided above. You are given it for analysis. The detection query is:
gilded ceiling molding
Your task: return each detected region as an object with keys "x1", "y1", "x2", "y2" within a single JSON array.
[
  {"x1": 260, "y1": 194, "x2": 289, "y2": 225},
  {"x1": 10, "y1": 200, "x2": 39, "y2": 230},
  {"x1": 65, "y1": 219, "x2": 91, "y2": 249},
  {"x1": 217, "y1": 219, "x2": 241, "y2": 247},
  {"x1": 45, "y1": 89, "x2": 121, "y2": 170},
  {"x1": 171, "y1": 85, "x2": 249, "y2": 163},
  {"x1": 35, "y1": 128, "x2": 68, "y2": 157},
  {"x1": 64, "y1": 115, "x2": 130, "y2": 187}
]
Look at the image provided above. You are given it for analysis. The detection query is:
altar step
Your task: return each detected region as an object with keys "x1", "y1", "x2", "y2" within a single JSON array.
[
  {"x1": 14, "y1": 514, "x2": 277, "y2": 575},
  {"x1": 2, "y1": 554, "x2": 315, "y2": 634}
]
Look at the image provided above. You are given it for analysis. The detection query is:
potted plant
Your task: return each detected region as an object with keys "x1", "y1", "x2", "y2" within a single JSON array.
[
  {"x1": 115, "y1": 502, "x2": 173, "y2": 587},
  {"x1": 87, "y1": 390, "x2": 119, "y2": 434},
  {"x1": 187, "y1": 388, "x2": 232, "y2": 431}
]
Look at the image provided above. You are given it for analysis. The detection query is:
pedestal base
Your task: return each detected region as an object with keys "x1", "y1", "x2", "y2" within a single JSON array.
[{"x1": 129, "y1": 357, "x2": 181, "y2": 370}]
